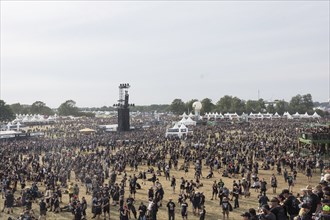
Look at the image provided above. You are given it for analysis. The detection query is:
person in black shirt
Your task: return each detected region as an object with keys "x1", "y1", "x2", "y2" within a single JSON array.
[
  {"x1": 39, "y1": 199, "x2": 47, "y2": 219},
  {"x1": 258, "y1": 192, "x2": 269, "y2": 207},
  {"x1": 232, "y1": 186, "x2": 240, "y2": 209},
  {"x1": 249, "y1": 208, "x2": 258, "y2": 220},
  {"x1": 270, "y1": 174, "x2": 277, "y2": 194},
  {"x1": 260, "y1": 178, "x2": 267, "y2": 195},
  {"x1": 282, "y1": 189, "x2": 300, "y2": 220},
  {"x1": 211, "y1": 181, "x2": 218, "y2": 200},
  {"x1": 269, "y1": 197, "x2": 286, "y2": 220},
  {"x1": 81, "y1": 197, "x2": 87, "y2": 218},
  {"x1": 199, "y1": 205, "x2": 206, "y2": 220},
  {"x1": 102, "y1": 195, "x2": 110, "y2": 220},
  {"x1": 300, "y1": 185, "x2": 321, "y2": 218},
  {"x1": 193, "y1": 192, "x2": 202, "y2": 215},
  {"x1": 167, "y1": 198, "x2": 176, "y2": 220},
  {"x1": 150, "y1": 199, "x2": 159, "y2": 220},
  {"x1": 120, "y1": 204, "x2": 130, "y2": 220},
  {"x1": 148, "y1": 187, "x2": 154, "y2": 201},
  {"x1": 138, "y1": 202, "x2": 147, "y2": 220},
  {"x1": 92, "y1": 197, "x2": 102, "y2": 219},
  {"x1": 171, "y1": 176, "x2": 176, "y2": 194},
  {"x1": 74, "y1": 202, "x2": 82, "y2": 220},
  {"x1": 181, "y1": 199, "x2": 188, "y2": 220},
  {"x1": 127, "y1": 195, "x2": 137, "y2": 219},
  {"x1": 5, "y1": 190, "x2": 14, "y2": 214}
]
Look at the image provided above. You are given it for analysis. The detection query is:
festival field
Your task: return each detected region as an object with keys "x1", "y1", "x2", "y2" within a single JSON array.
[{"x1": 0, "y1": 148, "x2": 322, "y2": 220}]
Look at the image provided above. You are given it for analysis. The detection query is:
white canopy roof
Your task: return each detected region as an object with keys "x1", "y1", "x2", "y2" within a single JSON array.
[
  {"x1": 181, "y1": 112, "x2": 188, "y2": 118},
  {"x1": 179, "y1": 123, "x2": 187, "y2": 130},
  {"x1": 312, "y1": 112, "x2": 321, "y2": 118},
  {"x1": 179, "y1": 117, "x2": 187, "y2": 123},
  {"x1": 185, "y1": 117, "x2": 196, "y2": 126}
]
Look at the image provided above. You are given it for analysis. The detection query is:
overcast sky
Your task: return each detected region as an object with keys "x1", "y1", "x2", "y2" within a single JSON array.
[{"x1": 0, "y1": 1, "x2": 329, "y2": 108}]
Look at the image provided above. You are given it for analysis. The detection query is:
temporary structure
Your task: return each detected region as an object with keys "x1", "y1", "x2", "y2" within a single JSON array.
[
  {"x1": 184, "y1": 117, "x2": 197, "y2": 126},
  {"x1": 165, "y1": 123, "x2": 191, "y2": 138},
  {"x1": 312, "y1": 112, "x2": 321, "y2": 118}
]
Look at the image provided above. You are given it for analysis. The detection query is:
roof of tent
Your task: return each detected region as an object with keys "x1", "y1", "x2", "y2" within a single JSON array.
[
  {"x1": 181, "y1": 112, "x2": 188, "y2": 118},
  {"x1": 179, "y1": 117, "x2": 187, "y2": 123},
  {"x1": 172, "y1": 123, "x2": 179, "y2": 129},
  {"x1": 186, "y1": 117, "x2": 195, "y2": 122},
  {"x1": 179, "y1": 124, "x2": 187, "y2": 129}
]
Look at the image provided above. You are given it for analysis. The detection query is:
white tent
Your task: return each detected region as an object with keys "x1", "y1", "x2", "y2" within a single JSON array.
[
  {"x1": 263, "y1": 112, "x2": 273, "y2": 119},
  {"x1": 188, "y1": 112, "x2": 195, "y2": 118},
  {"x1": 256, "y1": 112, "x2": 263, "y2": 119},
  {"x1": 185, "y1": 117, "x2": 196, "y2": 126},
  {"x1": 179, "y1": 117, "x2": 187, "y2": 124},
  {"x1": 241, "y1": 112, "x2": 248, "y2": 117},
  {"x1": 283, "y1": 112, "x2": 293, "y2": 119},
  {"x1": 312, "y1": 112, "x2": 321, "y2": 118},
  {"x1": 273, "y1": 112, "x2": 280, "y2": 118},
  {"x1": 165, "y1": 123, "x2": 191, "y2": 138},
  {"x1": 180, "y1": 112, "x2": 188, "y2": 118},
  {"x1": 172, "y1": 123, "x2": 180, "y2": 129},
  {"x1": 179, "y1": 123, "x2": 188, "y2": 132},
  {"x1": 293, "y1": 112, "x2": 300, "y2": 119},
  {"x1": 302, "y1": 112, "x2": 311, "y2": 119}
]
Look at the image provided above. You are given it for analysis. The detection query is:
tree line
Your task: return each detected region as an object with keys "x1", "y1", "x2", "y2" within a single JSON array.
[
  {"x1": 169, "y1": 94, "x2": 326, "y2": 116},
  {"x1": 0, "y1": 100, "x2": 95, "y2": 122},
  {"x1": 0, "y1": 93, "x2": 328, "y2": 122}
]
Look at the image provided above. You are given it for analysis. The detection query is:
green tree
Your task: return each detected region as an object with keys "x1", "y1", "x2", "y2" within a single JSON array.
[
  {"x1": 302, "y1": 94, "x2": 314, "y2": 113},
  {"x1": 216, "y1": 95, "x2": 233, "y2": 113},
  {"x1": 10, "y1": 103, "x2": 30, "y2": 114},
  {"x1": 30, "y1": 101, "x2": 54, "y2": 115},
  {"x1": 0, "y1": 100, "x2": 15, "y2": 122},
  {"x1": 170, "y1": 99, "x2": 186, "y2": 115},
  {"x1": 274, "y1": 100, "x2": 289, "y2": 115},
  {"x1": 257, "y1": 99, "x2": 266, "y2": 112},
  {"x1": 245, "y1": 99, "x2": 265, "y2": 113},
  {"x1": 201, "y1": 98, "x2": 214, "y2": 115},
  {"x1": 58, "y1": 100, "x2": 79, "y2": 116},
  {"x1": 230, "y1": 97, "x2": 245, "y2": 114},
  {"x1": 266, "y1": 103, "x2": 275, "y2": 113},
  {"x1": 245, "y1": 100, "x2": 258, "y2": 113},
  {"x1": 289, "y1": 94, "x2": 303, "y2": 114}
]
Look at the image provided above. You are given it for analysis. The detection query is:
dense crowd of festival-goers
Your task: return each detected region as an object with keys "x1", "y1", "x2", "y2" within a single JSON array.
[{"x1": 0, "y1": 116, "x2": 329, "y2": 220}]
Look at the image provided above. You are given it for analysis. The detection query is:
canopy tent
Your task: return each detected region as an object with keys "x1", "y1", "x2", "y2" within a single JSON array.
[
  {"x1": 13, "y1": 114, "x2": 56, "y2": 124},
  {"x1": 180, "y1": 112, "x2": 188, "y2": 118},
  {"x1": 273, "y1": 112, "x2": 281, "y2": 118},
  {"x1": 312, "y1": 112, "x2": 321, "y2": 118},
  {"x1": 263, "y1": 112, "x2": 273, "y2": 119},
  {"x1": 302, "y1": 112, "x2": 311, "y2": 119},
  {"x1": 283, "y1": 112, "x2": 293, "y2": 119},
  {"x1": 179, "y1": 117, "x2": 187, "y2": 124},
  {"x1": 165, "y1": 123, "x2": 191, "y2": 138},
  {"x1": 293, "y1": 112, "x2": 300, "y2": 119},
  {"x1": 184, "y1": 117, "x2": 197, "y2": 126}
]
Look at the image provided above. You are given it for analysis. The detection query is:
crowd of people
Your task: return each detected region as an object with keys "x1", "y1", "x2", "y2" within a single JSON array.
[{"x1": 0, "y1": 116, "x2": 329, "y2": 220}]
